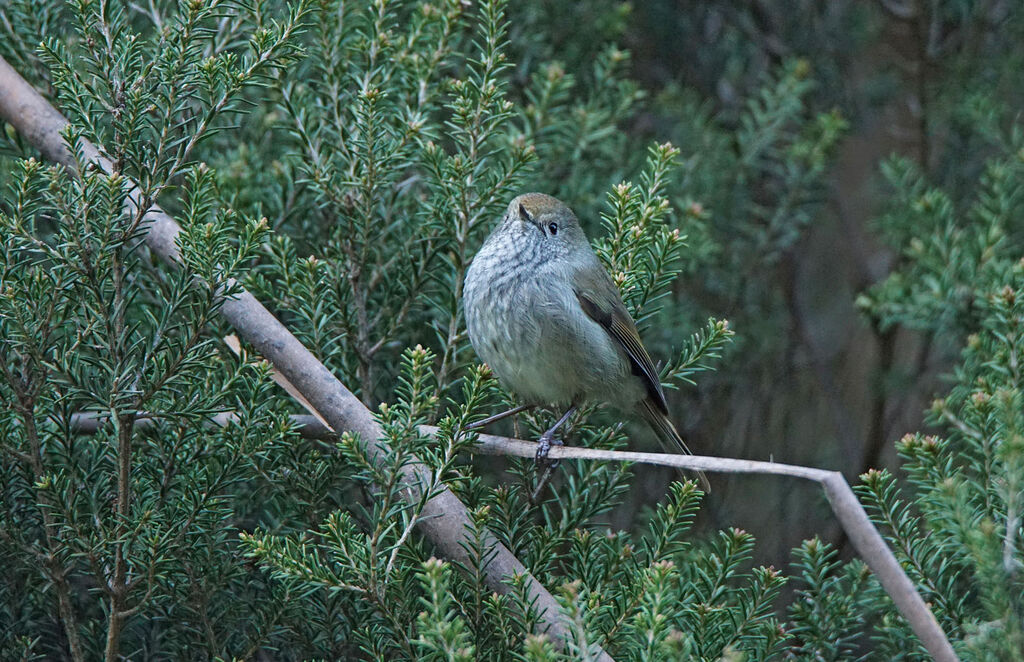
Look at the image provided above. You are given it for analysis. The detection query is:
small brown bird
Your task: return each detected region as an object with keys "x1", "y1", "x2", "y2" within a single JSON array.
[{"x1": 463, "y1": 193, "x2": 709, "y2": 491}]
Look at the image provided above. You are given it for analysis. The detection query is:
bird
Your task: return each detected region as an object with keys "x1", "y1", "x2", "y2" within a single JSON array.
[{"x1": 462, "y1": 192, "x2": 709, "y2": 492}]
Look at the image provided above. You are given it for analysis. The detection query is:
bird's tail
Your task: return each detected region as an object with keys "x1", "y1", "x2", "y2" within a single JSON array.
[{"x1": 639, "y1": 399, "x2": 711, "y2": 493}]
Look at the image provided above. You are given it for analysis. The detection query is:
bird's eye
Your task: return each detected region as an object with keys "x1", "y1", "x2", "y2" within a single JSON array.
[{"x1": 548, "y1": 222, "x2": 558, "y2": 236}]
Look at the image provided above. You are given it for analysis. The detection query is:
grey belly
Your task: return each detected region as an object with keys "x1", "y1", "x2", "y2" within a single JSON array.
[{"x1": 466, "y1": 280, "x2": 641, "y2": 408}]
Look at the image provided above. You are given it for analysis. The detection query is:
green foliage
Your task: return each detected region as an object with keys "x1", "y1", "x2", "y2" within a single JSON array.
[
  {"x1": 4, "y1": 0, "x2": 1021, "y2": 660},
  {"x1": 788, "y1": 538, "x2": 880, "y2": 660},
  {"x1": 415, "y1": 558, "x2": 475, "y2": 661},
  {"x1": 801, "y1": 127, "x2": 1024, "y2": 661},
  {"x1": 648, "y1": 59, "x2": 847, "y2": 361},
  {"x1": 239, "y1": 0, "x2": 651, "y2": 408},
  {"x1": 247, "y1": 407, "x2": 790, "y2": 660},
  {"x1": 1, "y1": 0, "x2": 756, "y2": 657},
  {"x1": 589, "y1": 142, "x2": 735, "y2": 389},
  {"x1": 0, "y1": 118, "x2": 296, "y2": 659},
  {"x1": 783, "y1": 9, "x2": 1024, "y2": 658},
  {"x1": 859, "y1": 142, "x2": 1024, "y2": 341},
  {"x1": 884, "y1": 277, "x2": 1024, "y2": 658}
]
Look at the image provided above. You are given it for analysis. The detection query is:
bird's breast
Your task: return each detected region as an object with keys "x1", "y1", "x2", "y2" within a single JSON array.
[{"x1": 464, "y1": 246, "x2": 638, "y2": 407}]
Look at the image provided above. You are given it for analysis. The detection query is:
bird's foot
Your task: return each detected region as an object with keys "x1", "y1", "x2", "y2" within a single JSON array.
[{"x1": 534, "y1": 432, "x2": 563, "y2": 468}]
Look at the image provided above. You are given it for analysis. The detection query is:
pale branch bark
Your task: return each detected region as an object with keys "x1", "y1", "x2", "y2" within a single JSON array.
[
  {"x1": 67, "y1": 412, "x2": 962, "y2": 662},
  {"x1": 466, "y1": 433, "x2": 959, "y2": 662},
  {"x1": 0, "y1": 56, "x2": 611, "y2": 661}
]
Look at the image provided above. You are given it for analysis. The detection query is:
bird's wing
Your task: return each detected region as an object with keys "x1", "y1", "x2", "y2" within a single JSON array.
[{"x1": 572, "y1": 265, "x2": 669, "y2": 414}]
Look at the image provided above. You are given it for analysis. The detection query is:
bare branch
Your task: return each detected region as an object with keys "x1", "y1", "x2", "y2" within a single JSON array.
[{"x1": 459, "y1": 429, "x2": 958, "y2": 662}]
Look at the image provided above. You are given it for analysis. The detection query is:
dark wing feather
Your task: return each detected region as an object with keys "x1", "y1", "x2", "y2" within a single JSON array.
[{"x1": 573, "y1": 271, "x2": 668, "y2": 414}]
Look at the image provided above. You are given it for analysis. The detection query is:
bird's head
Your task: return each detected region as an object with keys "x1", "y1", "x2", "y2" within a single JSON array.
[{"x1": 500, "y1": 193, "x2": 588, "y2": 259}]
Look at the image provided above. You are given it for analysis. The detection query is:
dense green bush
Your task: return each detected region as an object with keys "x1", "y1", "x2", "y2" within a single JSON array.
[{"x1": 1, "y1": 0, "x2": 1021, "y2": 660}]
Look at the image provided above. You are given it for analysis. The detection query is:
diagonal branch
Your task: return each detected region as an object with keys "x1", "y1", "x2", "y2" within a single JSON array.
[{"x1": 0, "y1": 56, "x2": 611, "y2": 661}]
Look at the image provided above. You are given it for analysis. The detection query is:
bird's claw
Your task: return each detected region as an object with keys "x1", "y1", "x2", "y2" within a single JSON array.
[{"x1": 535, "y1": 432, "x2": 563, "y2": 468}]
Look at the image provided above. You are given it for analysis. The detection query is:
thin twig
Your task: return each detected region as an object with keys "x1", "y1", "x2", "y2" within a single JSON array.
[{"x1": 458, "y1": 428, "x2": 959, "y2": 662}]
